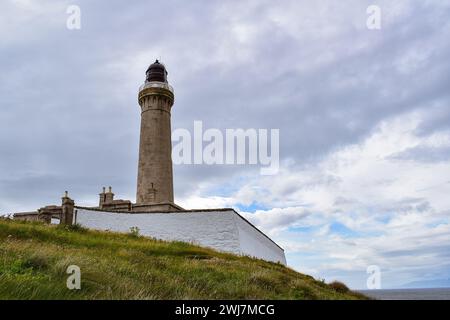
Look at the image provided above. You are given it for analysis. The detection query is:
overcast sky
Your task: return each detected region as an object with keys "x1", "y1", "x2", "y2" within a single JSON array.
[{"x1": 1, "y1": 0, "x2": 450, "y2": 289}]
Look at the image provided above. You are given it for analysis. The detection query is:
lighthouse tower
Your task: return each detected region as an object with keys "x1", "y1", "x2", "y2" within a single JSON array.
[{"x1": 135, "y1": 60, "x2": 181, "y2": 212}]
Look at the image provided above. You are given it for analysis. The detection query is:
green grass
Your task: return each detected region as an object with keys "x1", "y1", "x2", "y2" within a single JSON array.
[{"x1": 0, "y1": 218, "x2": 367, "y2": 300}]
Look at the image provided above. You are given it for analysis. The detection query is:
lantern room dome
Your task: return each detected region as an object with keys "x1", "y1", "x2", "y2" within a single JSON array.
[{"x1": 145, "y1": 60, "x2": 168, "y2": 83}]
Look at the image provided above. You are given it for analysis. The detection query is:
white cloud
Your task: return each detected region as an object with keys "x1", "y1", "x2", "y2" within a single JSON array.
[{"x1": 241, "y1": 207, "x2": 311, "y2": 236}]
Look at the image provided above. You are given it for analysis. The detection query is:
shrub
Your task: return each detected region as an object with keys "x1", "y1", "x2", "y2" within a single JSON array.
[
  {"x1": 329, "y1": 281, "x2": 350, "y2": 293},
  {"x1": 57, "y1": 223, "x2": 87, "y2": 232},
  {"x1": 23, "y1": 254, "x2": 49, "y2": 270},
  {"x1": 129, "y1": 226, "x2": 140, "y2": 238},
  {"x1": 70, "y1": 223, "x2": 87, "y2": 232}
]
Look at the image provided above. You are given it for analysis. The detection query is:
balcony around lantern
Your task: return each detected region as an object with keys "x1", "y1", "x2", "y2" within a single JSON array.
[{"x1": 139, "y1": 81, "x2": 174, "y2": 94}]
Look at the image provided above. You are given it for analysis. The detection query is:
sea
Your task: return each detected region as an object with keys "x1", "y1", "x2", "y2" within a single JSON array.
[{"x1": 358, "y1": 288, "x2": 450, "y2": 300}]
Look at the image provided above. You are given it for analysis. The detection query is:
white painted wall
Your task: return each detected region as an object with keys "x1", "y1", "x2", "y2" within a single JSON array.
[
  {"x1": 233, "y1": 214, "x2": 287, "y2": 265},
  {"x1": 75, "y1": 208, "x2": 286, "y2": 265}
]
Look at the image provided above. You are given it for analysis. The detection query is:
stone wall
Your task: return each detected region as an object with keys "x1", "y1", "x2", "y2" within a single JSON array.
[{"x1": 12, "y1": 212, "x2": 40, "y2": 222}]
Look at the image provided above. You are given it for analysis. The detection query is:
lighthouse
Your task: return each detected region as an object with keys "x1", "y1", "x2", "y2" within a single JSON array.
[{"x1": 135, "y1": 60, "x2": 181, "y2": 212}]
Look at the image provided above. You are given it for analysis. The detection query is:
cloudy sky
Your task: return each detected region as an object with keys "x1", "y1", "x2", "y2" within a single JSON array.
[{"x1": 1, "y1": 0, "x2": 450, "y2": 289}]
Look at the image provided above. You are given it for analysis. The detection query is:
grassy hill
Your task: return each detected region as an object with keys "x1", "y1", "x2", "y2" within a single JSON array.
[{"x1": 0, "y1": 218, "x2": 367, "y2": 300}]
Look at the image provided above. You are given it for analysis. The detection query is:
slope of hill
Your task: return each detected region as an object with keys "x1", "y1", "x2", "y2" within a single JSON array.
[{"x1": 0, "y1": 218, "x2": 366, "y2": 300}]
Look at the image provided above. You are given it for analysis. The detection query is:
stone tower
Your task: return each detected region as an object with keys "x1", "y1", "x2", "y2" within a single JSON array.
[{"x1": 135, "y1": 60, "x2": 181, "y2": 212}]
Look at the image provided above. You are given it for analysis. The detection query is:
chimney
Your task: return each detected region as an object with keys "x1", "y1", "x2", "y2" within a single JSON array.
[
  {"x1": 104, "y1": 186, "x2": 114, "y2": 204},
  {"x1": 61, "y1": 191, "x2": 75, "y2": 225},
  {"x1": 99, "y1": 187, "x2": 106, "y2": 208}
]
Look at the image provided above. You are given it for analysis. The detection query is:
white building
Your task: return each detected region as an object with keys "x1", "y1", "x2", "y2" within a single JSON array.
[{"x1": 75, "y1": 207, "x2": 286, "y2": 265}]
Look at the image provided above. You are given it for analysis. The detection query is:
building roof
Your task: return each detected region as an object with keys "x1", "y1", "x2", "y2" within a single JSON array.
[{"x1": 13, "y1": 211, "x2": 38, "y2": 217}]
